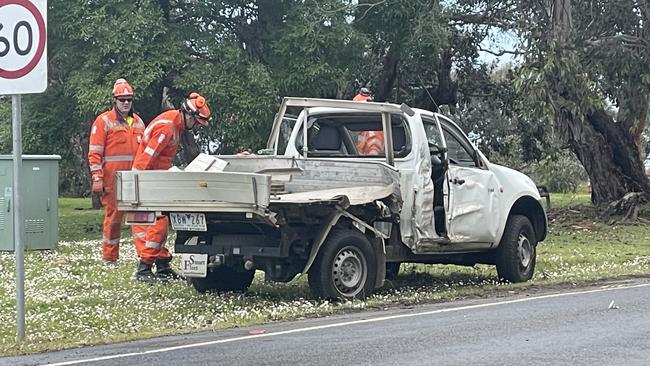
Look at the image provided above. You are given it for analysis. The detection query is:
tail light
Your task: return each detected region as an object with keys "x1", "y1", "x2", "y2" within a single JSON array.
[{"x1": 124, "y1": 211, "x2": 156, "y2": 225}]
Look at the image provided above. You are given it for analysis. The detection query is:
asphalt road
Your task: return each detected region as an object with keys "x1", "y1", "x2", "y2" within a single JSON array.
[{"x1": 3, "y1": 278, "x2": 650, "y2": 366}]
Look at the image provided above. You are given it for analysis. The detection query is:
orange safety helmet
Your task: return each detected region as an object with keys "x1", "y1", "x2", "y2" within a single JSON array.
[
  {"x1": 181, "y1": 92, "x2": 212, "y2": 126},
  {"x1": 112, "y1": 78, "x2": 134, "y2": 97}
]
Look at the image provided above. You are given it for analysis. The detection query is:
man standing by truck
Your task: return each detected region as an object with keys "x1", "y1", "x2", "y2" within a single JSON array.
[
  {"x1": 131, "y1": 92, "x2": 212, "y2": 282},
  {"x1": 88, "y1": 78, "x2": 146, "y2": 265}
]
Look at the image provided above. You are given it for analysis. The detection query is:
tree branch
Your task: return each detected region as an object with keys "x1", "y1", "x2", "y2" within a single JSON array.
[
  {"x1": 586, "y1": 34, "x2": 650, "y2": 50},
  {"x1": 448, "y1": 14, "x2": 512, "y2": 29},
  {"x1": 477, "y1": 46, "x2": 524, "y2": 56},
  {"x1": 354, "y1": 0, "x2": 388, "y2": 23}
]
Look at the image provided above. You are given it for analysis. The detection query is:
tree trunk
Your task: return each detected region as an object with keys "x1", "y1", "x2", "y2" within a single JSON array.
[
  {"x1": 547, "y1": 0, "x2": 650, "y2": 208},
  {"x1": 415, "y1": 48, "x2": 457, "y2": 111},
  {"x1": 375, "y1": 44, "x2": 401, "y2": 102},
  {"x1": 561, "y1": 109, "x2": 650, "y2": 205}
]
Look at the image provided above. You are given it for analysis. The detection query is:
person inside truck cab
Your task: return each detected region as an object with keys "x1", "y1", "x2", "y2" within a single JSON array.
[
  {"x1": 130, "y1": 92, "x2": 212, "y2": 283},
  {"x1": 355, "y1": 129, "x2": 385, "y2": 156},
  {"x1": 352, "y1": 88, "x2": 385, "y2": 156},
  {"x1": 88, "y1": 78, "x2": 146, "y2": 266}
]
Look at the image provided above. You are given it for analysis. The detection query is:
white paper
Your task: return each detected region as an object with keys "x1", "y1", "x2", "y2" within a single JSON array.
[{"x1": 185, "y1": 153, "x2": 228, "y2": 172}]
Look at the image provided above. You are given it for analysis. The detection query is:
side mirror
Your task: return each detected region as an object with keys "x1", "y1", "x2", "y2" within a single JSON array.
[{"x1": 257, "y1": 148, "x2": 275, "y2": 155}]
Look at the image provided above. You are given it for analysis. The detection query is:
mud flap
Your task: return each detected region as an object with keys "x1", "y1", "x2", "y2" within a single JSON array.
[
  {"x1": 374, "y1": 238, "x2": 386, "y2": 289},
  {"x1": 301, "y1": 205, "x2": 389, "y2": 275}
]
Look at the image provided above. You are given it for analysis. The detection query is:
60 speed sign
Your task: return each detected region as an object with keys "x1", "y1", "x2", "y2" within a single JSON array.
[{"x1": 0, "y1": 0, "x2": 47, "y2": 95}]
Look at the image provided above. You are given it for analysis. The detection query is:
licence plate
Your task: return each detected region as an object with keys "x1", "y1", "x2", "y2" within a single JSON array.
[
  {"x1": 179, "y1": 253, "x2": 208, "y2": 278},
  {"x1": 169, "y1": 212, "x2": 207, "y2": 231}
]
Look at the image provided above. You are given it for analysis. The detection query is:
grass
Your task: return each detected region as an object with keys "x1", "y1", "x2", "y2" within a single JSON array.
[
  {"x1": 0, "y1": 193, "x2": 649, "y2": 356},
  {"x1": 58, "y1": 198, "x2": 104, "y2": 242}
]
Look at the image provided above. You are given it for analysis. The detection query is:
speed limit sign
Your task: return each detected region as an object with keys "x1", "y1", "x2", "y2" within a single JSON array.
[{"x1": 0, "y1": 0, "x2": 47, "y2": 94}]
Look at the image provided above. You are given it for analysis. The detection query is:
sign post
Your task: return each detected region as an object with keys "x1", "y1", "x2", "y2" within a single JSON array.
[{"x1": 0, "y1": 0, "x2": 48, "y2": 343}]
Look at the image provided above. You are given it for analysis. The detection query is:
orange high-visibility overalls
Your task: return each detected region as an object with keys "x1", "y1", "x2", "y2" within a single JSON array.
[
  {"x1": 353, "y1": 93, "x2": 371, "y2": 102},
  {"x1": 131, "y1": 110, "x2": 184, "y2": 265},
  {"x1": 88, "y1": 109, "x2": 145, "y2": 261},
  {"x1": 352, "y1": 93, "x2": 383, "y2": 155},
  {"x1": 356, "y1": 130, "x2": 385, "y2": 156}
]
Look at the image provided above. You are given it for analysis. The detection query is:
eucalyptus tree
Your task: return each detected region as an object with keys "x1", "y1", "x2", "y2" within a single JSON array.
[
  {"x1": 411, "y1": 0, "x2": 650, "y2": 212},
  {"x1": 515, "y1": 0, "x2": 650, "y2": 214}
]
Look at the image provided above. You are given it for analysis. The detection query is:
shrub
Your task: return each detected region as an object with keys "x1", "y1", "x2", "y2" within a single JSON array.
[{"x1": 533, "y1": 152, "x2": 588, "y2": 193}]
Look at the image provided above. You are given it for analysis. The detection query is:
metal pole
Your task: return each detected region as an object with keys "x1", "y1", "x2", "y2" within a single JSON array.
[
  {"x1": 12, "y1": 95, "x2": 25, "y2": 342},
  {"x1": 381, "y1": 112, "x2": 394, "y2": 166},
  {"x1": 302, "y1": 108, "x2": 309, "y2": 158}
]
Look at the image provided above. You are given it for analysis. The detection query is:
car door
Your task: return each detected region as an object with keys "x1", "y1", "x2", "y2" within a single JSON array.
[{"x1": 437, "y1": 116, "x2": 500, "y2": 244}]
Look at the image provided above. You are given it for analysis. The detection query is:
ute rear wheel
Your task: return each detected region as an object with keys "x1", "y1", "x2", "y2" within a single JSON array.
[
  {"x1": 495, "y1": 215, "x2": 537, "y2": 282},
  {"x1": 308, "y1": 229, "x2": 377, "y2": 300},
  {"x1": 190, "y1": 266, "x2": 255, "y2": 293}
]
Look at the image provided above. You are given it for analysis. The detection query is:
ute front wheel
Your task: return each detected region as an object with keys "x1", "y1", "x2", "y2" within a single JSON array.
[{"x1": 495, "y1": 215, "x2": 537, "y2": 283}]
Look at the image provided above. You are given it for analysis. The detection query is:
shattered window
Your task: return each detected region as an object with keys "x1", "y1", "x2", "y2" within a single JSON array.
[{"x1": 423, "y1": 122, "x2": 442, "y2": 147}]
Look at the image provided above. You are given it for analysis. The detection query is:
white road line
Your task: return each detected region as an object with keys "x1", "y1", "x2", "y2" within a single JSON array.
[{"x1": 42, "y1": 282, "x2": 650, "y2": 366}]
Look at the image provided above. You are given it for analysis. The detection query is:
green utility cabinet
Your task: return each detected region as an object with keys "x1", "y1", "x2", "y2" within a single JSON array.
[{"x1": 0, "y1": 155, "x2": 60, "y2": 251}]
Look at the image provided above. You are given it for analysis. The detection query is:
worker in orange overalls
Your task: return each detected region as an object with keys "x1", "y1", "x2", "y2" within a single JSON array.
[
  {"x1": 353, "y1": 87, "x2": 374, "y2": 102},
  {"x1": 356, "y1": 130, "x2": 385, "y2": 156},
  {"x1": 131, "y1": 92, "x2": 212, "y2": 282},
  {"x1": 352, "y1": 88, "x2": 385, "y2": 155},
  {"x1": 88, "y1": 78, "x2": 145, "y2": 265}
]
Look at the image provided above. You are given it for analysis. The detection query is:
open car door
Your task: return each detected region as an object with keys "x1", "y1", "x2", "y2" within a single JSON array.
[{"x1": 434, "y1": 114, "x2": 501, "y2": 244}]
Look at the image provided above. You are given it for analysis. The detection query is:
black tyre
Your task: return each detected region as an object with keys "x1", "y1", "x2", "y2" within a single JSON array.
[
  {"x1": 308, "y1": 229, "x2": 377, "y2": 300},
  {"x1": 385, "y1": 262, "x2": 401, "y2": 280},
  {"x1": 190, "y1": 266, "x2": 255, "y2": 293},
  {"x1": 495, "y1": 215, "x2": 537, "y2": 282}
]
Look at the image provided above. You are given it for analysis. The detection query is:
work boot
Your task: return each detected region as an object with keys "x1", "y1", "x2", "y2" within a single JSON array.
[
  {"x1": 134, "y1": 262, "x2": 158, "y2": 283},
  {"x1": 155, "y1": 259, "x2": 184, "y2": 280}
]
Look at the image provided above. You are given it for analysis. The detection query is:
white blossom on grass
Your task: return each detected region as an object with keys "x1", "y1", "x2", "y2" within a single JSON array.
[{"x1": 1, "y1": 234, "x2": 649, "y2": 355}]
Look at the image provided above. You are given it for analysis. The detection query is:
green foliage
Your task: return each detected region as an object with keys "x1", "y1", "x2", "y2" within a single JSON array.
[
  {"x1": 453, "y1": 62, "x2": 553, "y2": 166},
  {"x1": 534, "y1": 152, "x2": 588, "y2": 193},
  {"x1": 271, "y1": 1, "x2": 366, "y2": 97},
  {"x1": 9, "y1": 0, "x2": 186, "y2": 195},
  {"x1": 50, "y1": 0, "x2": 179, "y2": 115},
  {"x1": 177, "y1": 46, "x2": 278, "y2": 153},
  {"x1": 354, "y1": 1, "x2": 450, "y2": 102},
  {"x1": 0, "y1": 99, "x2": 10, "y2": 154},
  {"x1": 22, "y1": 0, "x2": 622, "y2": 198},
  {"x1": 20, "y1": 0, "x2": 523, "y2": 195}
]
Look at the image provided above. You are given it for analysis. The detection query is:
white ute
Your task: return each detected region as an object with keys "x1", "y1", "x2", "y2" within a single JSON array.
[{"x1": 116, "y1": 97, "x2": 547, "y2": 299}]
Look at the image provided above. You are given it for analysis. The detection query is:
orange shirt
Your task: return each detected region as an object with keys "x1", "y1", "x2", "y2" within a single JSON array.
[
  {"x1": 353, "y1": 93, "x2": 372, "y2": 102},
  {"x1": 356, "y1": 131, "x2": 385, "y2": 156},
  {"x1": 133, "y1": 110, "x2": 184, "y2": 171},
  {"x1": 88, "y1": 109, "x2": 145, "y2": 180}
]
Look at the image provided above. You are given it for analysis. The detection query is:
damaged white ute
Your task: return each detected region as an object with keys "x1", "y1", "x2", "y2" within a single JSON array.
[{"x1": 117, "y1": 97, "x2": 547, "y2": 300}]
